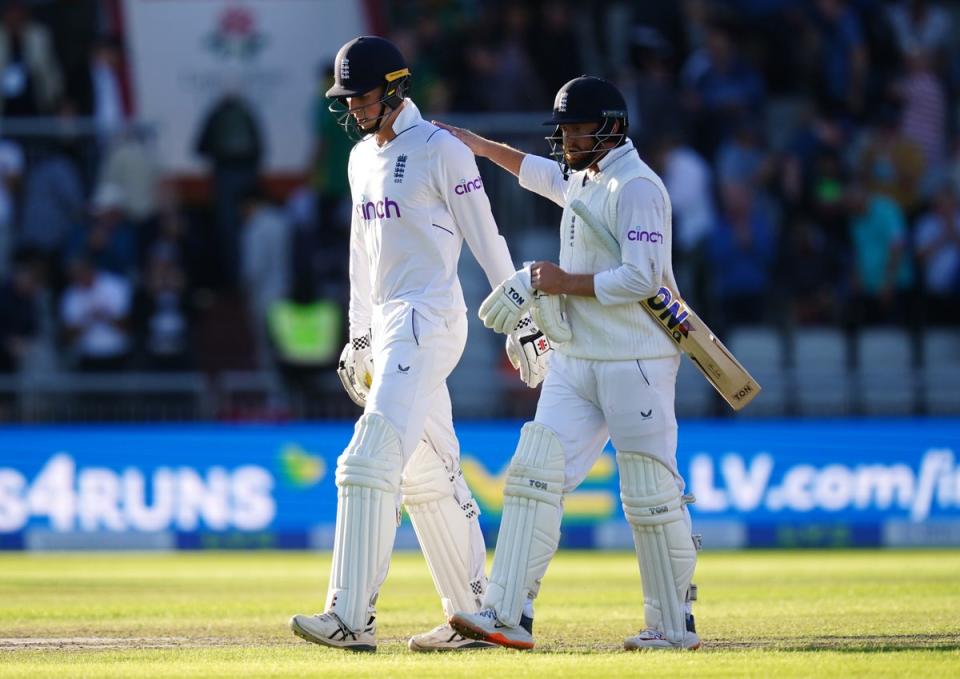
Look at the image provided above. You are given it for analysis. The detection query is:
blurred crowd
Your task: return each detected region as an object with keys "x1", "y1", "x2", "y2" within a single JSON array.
[
  {"x1": 385, "y1": 0, "x2": 960, "y2": 335},
  {"x1": 0, "y1": 0, "x2": 345, "y2": 388},
  {"x1": 2, "y1": 0, "x2": 960, "y2": 393}
]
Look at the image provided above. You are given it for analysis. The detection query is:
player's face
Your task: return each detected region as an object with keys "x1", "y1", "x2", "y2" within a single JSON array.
[
  {"x1": 560, "y1": 122, "x2": 599, "y2": 161},
  {"x1": 345, "y1": 87, "x2": 386, "y2": 131}
]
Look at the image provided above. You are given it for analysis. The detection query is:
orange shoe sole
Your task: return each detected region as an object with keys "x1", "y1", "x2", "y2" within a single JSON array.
[{"x1": 449, "y1": 616, "x2": 534, "y2": 651}]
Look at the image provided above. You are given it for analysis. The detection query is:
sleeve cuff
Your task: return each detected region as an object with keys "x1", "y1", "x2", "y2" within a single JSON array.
[
  {"x1": 518, "y1": 154, "x2": 554, "y2": 191},
  {"x1": 593, "y1": 270, "x2": 619, "y2": 306}
]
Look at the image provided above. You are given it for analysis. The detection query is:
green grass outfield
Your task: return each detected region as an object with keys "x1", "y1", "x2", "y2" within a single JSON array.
[{"x1": 0, "y1": 550, "x2": 957, "y2": 678}]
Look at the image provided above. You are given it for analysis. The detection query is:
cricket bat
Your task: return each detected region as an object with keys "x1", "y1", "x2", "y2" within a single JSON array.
[{"x1": 569, "y1": 200, "x2": 761, "y2": 411}]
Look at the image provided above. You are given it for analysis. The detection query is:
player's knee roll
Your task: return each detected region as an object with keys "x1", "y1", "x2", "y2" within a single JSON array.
[
  {"x1": 335, "y1": 413, "x2": 403, "y2": 492},
  {"x1": 504, "y1": 422, "x2": 566, "y2": 506},
  {"x1": 400, "y1": 441, "x2": 454, "y2": 506},
  {"x1": 617, "y1": 451, "x2": 684, "y2": 526}
]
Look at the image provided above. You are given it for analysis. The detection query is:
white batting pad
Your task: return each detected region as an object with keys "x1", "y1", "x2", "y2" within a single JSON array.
[
  {"x1": 326, "y1": 413, "x2": 403, "y2": 631},
  {"x1": 618, "y1": 451, "x2": 697, "y2": 644},
  {"x1": 484, "y1": 422, "x2": 565, "y2": 627},
  {"x1": 401, "y1": 441, "x2": 486, "y2": 618}
]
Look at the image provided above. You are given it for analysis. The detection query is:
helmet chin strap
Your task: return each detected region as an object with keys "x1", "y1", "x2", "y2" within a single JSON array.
[{"x1": 361, "y1": 101, "x2": 391, "y2": 136}]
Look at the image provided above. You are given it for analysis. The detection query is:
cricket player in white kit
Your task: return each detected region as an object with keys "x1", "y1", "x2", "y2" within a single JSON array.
[
  {"x1": 288, "y1": 36, "x2": 550, "y2": 652},
  {"x1": 438, "y1": 76, "x2": 701, "y2": 651}
]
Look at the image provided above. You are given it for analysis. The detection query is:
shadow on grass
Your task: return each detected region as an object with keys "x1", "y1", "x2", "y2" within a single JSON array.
[
  {"x1": 676, "y1": 634, "x2": 960, "y2": 654},
  {"x1": 3, "y1": 633, "x2": 958, "y2": 655}
]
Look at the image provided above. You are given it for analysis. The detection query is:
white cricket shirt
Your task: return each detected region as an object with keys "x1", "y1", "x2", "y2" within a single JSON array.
[
  {"x1": 518, "y1": 138, "x2": 680, "y2": 360},
  {"x1": 347, "y1": 99, "x2": 515, "y2": 337}
]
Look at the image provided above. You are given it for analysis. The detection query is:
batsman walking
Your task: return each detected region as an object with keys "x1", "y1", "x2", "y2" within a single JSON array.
[
  {"x1": 437, "y1": 76, "x2": 701, "y2": 651},
  {"x1": 289, "y1": 36, "x2": 550, "y2": 653}
]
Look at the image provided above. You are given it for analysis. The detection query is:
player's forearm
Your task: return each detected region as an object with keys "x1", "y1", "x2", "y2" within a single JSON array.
[
  {"x1": 558, "y1": 272, "x2": 596, "y2": 297},
  {"x1": 476, "y1": 138, "x2": 525, "y2": 177}
]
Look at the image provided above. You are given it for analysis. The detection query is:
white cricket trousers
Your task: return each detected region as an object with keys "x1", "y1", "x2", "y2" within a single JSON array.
[
  {"x1": 362, "y1": 300, "x2": 483, "y2": 595},
  {"x1": 535, "y1": 351, "x2": 684, "y2": 493}
]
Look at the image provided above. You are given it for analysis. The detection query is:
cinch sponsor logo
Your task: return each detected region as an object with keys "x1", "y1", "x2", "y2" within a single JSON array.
[
  {"x1": 356, "y1": 196, "x2": 401, "y2": 220},
  {"x1": 627, "y1": 229, "x2": 664, "y2": 243},
  {"x1": 454, "y1": 176, "x2": 483, "y2": 195}
]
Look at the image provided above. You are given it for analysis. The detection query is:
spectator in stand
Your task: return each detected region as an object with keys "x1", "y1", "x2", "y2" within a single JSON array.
[
  {"x1": 628, "y1": 26, "x2": 684, "y2": 157},
  {"x1": 0, "y1": 248, "x2": 43, "y2": 373},
  {"x1": 194, "y1": 91, "x2": 263, "y2": 288},
  {"x1": 239, "y1": 187, "x2": 291, "y2": 371},
  {"x1": 134, "y1": 243, "x2": 194, "y2": 370},
  {"x1": 64, "y1": 34, "x2": 126, "y2": 141},
  {"x1": 529, "y1": 2, "x2": 583, "y2": 99},
  {"x1": 857, "y1": 106, "x2": 925, "y2": 217},
  {"x1": 781, "y1": 217, "x2": 846, "y2": 325},
  {"x1": 715, "y1": 115, "x2": 775, "y2": 190},
  {"x1": 487, "y1": 6, "x2": 543, "y2": 112},
  {"x1": 390, "y1": 28, "x2": 450, "y2": 114},
  {"x1": 681, "y1": 16, "x2": 764, "y2": 157},
  {"x1": 60, "y1": 254, "x2": 132, "y2": 371},
  {"x1": 309, "y1": 64, "x2": 352, "y2": 255},
  {"x1": 886, "y1": 0, "x2": 952, "y2": 67},
  {"x1": 709, "y1": 182, "x2": 777, "y2": 327},
  {"x1": 914, "y1": 184, "x2": 960, "y2": 324},
  {"x1": 805, "y1": 149, "x2": 850, "y2": 249},
  {"x1": 96, "y1": 129, "x2": 162, "y2": 258},
  {"x1": 812, "y1": 0, "x2": 868, "y2": 118},
  {"x1": 0, "y1": 139, "x2": 23, "y2": 280},
  {"x1": 19, "y1": 138, "x2": 86, "y2": 280},
  {"x1": 0, "y1": 0, "x2": 62, "y2": 116},
  {"x1": 653, "y1": 129, "x2": 717, "y2": 311},
  {"x1": 146, "y1": 192, "x2": 206, "y2": 291},
  {"x1": 64, "y1": 182, "x2": 137, "y2": 278},
  {"x1": 846, "y1": 181, "x2": 914, "y2": 325},
  {"x1": 780, "y1": 101, "x2": 853, "y2": 216},
  {"x1": 893, "y1": 48, "x2": 947, "y2": 179}
]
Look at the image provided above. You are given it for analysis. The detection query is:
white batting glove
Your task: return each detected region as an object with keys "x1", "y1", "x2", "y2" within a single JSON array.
[
  {"x1": 531, "y1": 292, "x2": 572, "y2": 344},
  {"x1": 336, "y1": 333, "x2": 374, "y2": 407},
  {"x1": 479, "y1": 266, "x2": 534, "y2": 334},
  {"x1": 505, "y1": 314, "x2": 551, "y2": 388}
]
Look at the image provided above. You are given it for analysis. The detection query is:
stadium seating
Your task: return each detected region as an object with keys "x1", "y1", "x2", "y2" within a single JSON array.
[
  {"x1": 856, "y1": 328, "x2": 917, "y2": 415},
  {"x1": 728, "y1": 326, "x2": 787, "y2": 417},
  {"x1": 922, "y1": 329, "x2": 960, "y2": 414},
  {"x1": 791, "y1": 328, "x2": 854, "y2": 416}
]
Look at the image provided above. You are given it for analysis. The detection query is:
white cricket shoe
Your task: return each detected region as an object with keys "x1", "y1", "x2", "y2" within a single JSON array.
[
  {"x1": 408, "y1": 623, "x2": 497, "y2": 652},
  {"x1": 623, "y1": 628, "x2": 701, "y2": 651},
  {"x1": 289, "y1": 611, "x2": 377, "y2": 652},
  {"x1": 449, "y1": 608, "x2": 534, "y2": 650}
]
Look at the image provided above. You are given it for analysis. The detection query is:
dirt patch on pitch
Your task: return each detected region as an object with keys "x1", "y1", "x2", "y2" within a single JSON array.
[{"x1": 0, "y1": 637, "x2": 255, "y2": 651}]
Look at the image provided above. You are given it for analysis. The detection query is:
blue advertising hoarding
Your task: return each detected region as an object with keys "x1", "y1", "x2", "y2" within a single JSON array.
[{"x1": 0, "y1": 419, "x2": 957, "y2": 549}]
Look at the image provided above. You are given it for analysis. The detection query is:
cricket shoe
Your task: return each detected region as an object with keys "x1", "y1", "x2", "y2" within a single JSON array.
[
  {"x1": 623, "y1": 628, "x2": 701, "y2": 651},
  {"x1": 448, "y1": 608, "x2": 535, "y2": 650},
  {"x1": 289, "y1": 611, "x2": 377, "y2": 652},
  {"x1": 408, "y1": 623, "x2": 497, "y2": 652}
]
